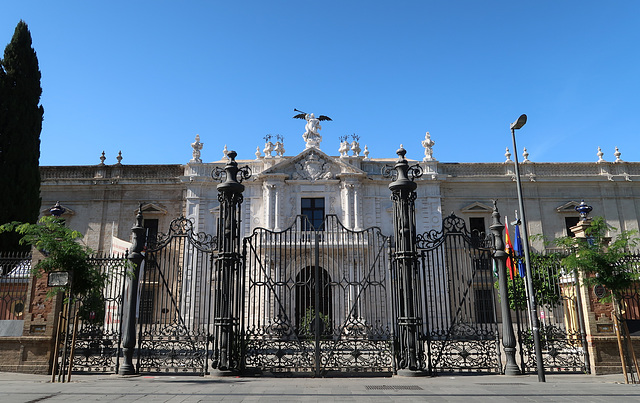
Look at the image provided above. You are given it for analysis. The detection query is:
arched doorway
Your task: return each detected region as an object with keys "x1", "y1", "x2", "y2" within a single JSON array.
[{"x1": 295, "y1": 266, "x2": 332, "y2": 336}]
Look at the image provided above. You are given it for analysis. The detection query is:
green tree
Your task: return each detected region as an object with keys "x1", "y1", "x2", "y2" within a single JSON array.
[
  {"x1": 0, "y1": 20, "x2": 44, "y2": 251},
  {"x1": 0, "y1": 216, "x2": 106, "y2": 303},
  {"x1": 501, "y1": 252, "x2": 563, "y2": 311},
  {"x1": 556, "y1": 217, "x2": 639, "y2": 303},
  {"x1": 556, "y1": 216, "x2": 639, "y2": 379}
]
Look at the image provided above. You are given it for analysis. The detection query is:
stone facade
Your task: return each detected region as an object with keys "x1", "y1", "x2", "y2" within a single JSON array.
[{"x1": 3, "y1": 131, "x2": 639, "y2": 375}]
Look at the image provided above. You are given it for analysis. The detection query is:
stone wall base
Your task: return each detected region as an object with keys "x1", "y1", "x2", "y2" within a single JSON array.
[
  {"x1": 590, "y1": 336, "x2": 640, "y2": 375},
  {"x1": 0, "y1": 336, "x2": 53, "y2": 374}
]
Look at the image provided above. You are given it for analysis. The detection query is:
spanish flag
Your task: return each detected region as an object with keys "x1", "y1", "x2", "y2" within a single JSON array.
[{"x1": 504, "y1": 218, "x2": 517, "y2": 279}]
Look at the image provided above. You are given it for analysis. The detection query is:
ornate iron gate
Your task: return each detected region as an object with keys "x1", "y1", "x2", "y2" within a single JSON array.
[
  {"x1": 70, "y1": 254, "x2": 127, "y2": 373},
  {"x1": 242, "y1": 215, "x2": 394, "y2": 376},
  {"x1": 136, "y1": 217, "x2": 217, "y2": 374},
  {"x1": 416, "y1": 214, "x2": 501, "y2": 374},
  {"x1": 513, "y1": 254, "x2": 588, "y2": 373}
]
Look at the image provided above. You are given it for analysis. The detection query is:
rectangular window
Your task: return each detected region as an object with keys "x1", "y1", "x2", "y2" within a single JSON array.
[
  {"x1": 469, "y1": 217, "x2": 485, "y2": 246},
  {"x1": 144, "y1": 218, "x2": 159, "y2": 245},
  {"x1": 565, "y1": 217, "x2": 580, "y2": 237},
  {"x1": 301, "y1": 198, "x2": 325, "y2": 230}
]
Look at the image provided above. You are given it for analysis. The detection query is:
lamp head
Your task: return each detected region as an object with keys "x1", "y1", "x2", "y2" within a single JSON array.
[{"x1": 510, "y1": 114, "x2": 527, "y2": 130}]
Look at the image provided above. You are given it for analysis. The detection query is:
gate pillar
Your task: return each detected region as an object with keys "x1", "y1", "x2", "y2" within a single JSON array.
[
  {"x1": 388, "y1": 147, "x2": 427, "y2": 376},
  {"x1": 489, "y1": 201, "x2": 520, "y2": 375},
  {"x1": 211, "y1": 151, "x2": 250, "y2": 374},
  {"x1": 119, "y1": 206, "x2": 146, "y2": 375}
]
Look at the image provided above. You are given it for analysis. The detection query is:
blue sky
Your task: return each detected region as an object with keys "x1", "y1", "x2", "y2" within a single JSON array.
[{"x1": 2, "y1": 1, "x2": 639, "y2": 165}]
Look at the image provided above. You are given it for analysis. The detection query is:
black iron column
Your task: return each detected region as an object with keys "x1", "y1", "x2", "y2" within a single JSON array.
[
  {"x1": 119, "y1": 206, "x2": 146, "y2": 375},
  {"x1": 211, "y1": 150, "x2": 250, "y2": 374},
  {"x1": 489, "y1": 201, "x2": 520, "y2": 375},
  {"x1": 388, "y1": 146, "x2": 426, "y2": 376}
]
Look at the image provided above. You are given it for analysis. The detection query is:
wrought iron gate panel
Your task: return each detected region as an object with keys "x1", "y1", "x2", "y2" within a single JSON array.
[
  {"x1": 137, "y1": 217, "x2": 217, "y2": 374},
  {"x1": 416, "y1": 214, "x2": 501, "y2": 373},
  {"x1": 242, "y1": 215, "x2": 393, "y2": 375},
  {"x1": 513, "y1": 254, "x2": 587, "y2": 373},
  {"x1": 69, "y1": 254, "x2": 127, "y2": 373}
]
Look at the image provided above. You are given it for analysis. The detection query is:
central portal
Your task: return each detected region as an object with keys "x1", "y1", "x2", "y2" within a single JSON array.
[
  {"x1": 295, "y1": 266, "x2": 332, "y2": 337},
  {"x1": 241, "y1": 214, "x2": 394, "y2": 375}
]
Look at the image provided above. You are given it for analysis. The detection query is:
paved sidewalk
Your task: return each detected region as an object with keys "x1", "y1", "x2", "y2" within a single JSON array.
[{"x1": 0, "y1": 372, "x2": 639, "y2": 402}]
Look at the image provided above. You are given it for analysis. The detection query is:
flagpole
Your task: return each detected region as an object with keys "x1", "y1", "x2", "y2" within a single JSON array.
[
  {"x1": 511, "y1": 115, "x2": 546, "y2": 382},
  {"x1": 514, "y1": 210, "x2": 532, "y2": 329},
  {"x1": 513, "y1": 210, "x2": 530, "y2": 373}
]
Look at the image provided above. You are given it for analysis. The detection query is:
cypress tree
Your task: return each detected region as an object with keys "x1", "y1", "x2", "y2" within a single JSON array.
[{"x1": 0, "y1": 20, "x2": 43, "y2": 251}]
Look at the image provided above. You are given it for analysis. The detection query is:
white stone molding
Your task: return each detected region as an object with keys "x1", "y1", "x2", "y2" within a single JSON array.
[
  {"x1": 460, "y1": 201, "x2": 494, "y2": 214},
  {"x1": 137, "y1": 203, "x2": 168, "y2": 215},
  {"x1": 341, "y1": 182, "x2": 355, "y2": 229},
  {"x1": 274, "y1": 186, "x2": 282, "y2": 231},
  {"x1": 353, "y1": 184, "x2": 362, "y2": 230},
  {"x1": 41, "y1": 203, "x2": 75, "y2": 216},
  {"x1": 263, "y1": 182, "x2": 276, "y2": 230},
  {"x1": 329, "y1": 195, "x2": 337, "y2": 214},
  {"x1": 556, "y1": 201, "x2": 582, "y2": 214}
]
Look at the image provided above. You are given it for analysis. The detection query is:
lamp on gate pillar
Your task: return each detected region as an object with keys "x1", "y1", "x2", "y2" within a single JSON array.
[
  {"x1": 490, "y1": 201, "x2": 520, "y2": 375},
  {"x1": 510, "y1": 114, "x2": 546, "y2": 382},
  {"x1": 211, "y1": 150, "x2": 250, "y2": 374},
  {"x1": 119, "y1": 205, "x2": 146, "y2": 375},
  {"x1": 387, "y1": 146, "x2": 426, "y2": 376}
]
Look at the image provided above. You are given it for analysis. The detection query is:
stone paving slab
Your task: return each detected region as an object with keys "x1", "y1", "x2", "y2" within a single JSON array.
[{"x1": 0, "y1": 372, "x2": 638, "y2": 403}]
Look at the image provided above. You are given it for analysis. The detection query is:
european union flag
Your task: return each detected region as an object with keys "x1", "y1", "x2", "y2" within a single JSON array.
[{"x1": 514, "y1": 224, "x2": 526, "y2": 278}]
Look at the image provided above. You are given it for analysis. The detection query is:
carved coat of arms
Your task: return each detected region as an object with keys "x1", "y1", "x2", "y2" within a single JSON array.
[{"x1": 292, "y1": 152, "x2": 333, "y2": 181}]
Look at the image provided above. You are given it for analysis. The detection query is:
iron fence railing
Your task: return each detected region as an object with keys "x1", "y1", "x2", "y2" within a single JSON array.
[
  {"x1": 58, "y1": 253, "x2": 128, "y2": 374},
  {"x1": 618, "y1": 253, "x2": 640, "y2": 322},
  {"x1": 0, "y1": 251, "x2": 32, "y2": 321}
]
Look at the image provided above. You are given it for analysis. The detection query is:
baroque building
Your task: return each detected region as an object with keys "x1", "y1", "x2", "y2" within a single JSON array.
[
  {"x1": 41, "y1": 132, "x2": 640, "y2": 255},
  {"x1": 32, "y1": 123, "x2": 640, "y2": 376}
]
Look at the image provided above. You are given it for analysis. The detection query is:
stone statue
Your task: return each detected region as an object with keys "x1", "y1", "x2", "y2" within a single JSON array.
[
  {"x1": 351, "y1": 138, "x2": 361, "y2": 157},
  {"x1": 190, "y1": 135, "x2": 203, "y2": 163},
  {"x1": 293, "y1": 109, "x2": 332, "y2": 149},
  {"x1": 263, "y1": 140, "x2": 274, "y2": 158},
  {"x1": 422, "y1": 132, "x2": 435, "y2": 161},
  {"x1": 274, "y1": 140, "x2": 285, "y2": 157},
  {"x1": 339, "y1": 136, "x2": 350, "y2": 158}
]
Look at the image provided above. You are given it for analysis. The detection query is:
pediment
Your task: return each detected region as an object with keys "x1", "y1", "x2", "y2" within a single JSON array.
[
  {"x1": 460, "y1": 201, "x2": 493, "y2": 214},
  {"x1": 556, "y1": 201, "x2": 581, "y2": 213},
  {"x1": 258, "y1": 147, "x2": 365, "y2": 181},
  {"x1": 137, "y1": 203, "x2": 168, "y2": 215},
  {"x1": 41, "y1": 203, "x2": 75, "y2": 216}
]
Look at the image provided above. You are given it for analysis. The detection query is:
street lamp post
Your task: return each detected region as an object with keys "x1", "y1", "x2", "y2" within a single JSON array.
[{"x1": 510, "y1": 114, "x2": 546, "y2": 382}]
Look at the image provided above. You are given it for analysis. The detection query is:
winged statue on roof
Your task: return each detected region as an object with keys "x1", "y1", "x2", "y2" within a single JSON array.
[{"x1": 293, "y1": 108, "x2": 332, "y2": 149}]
